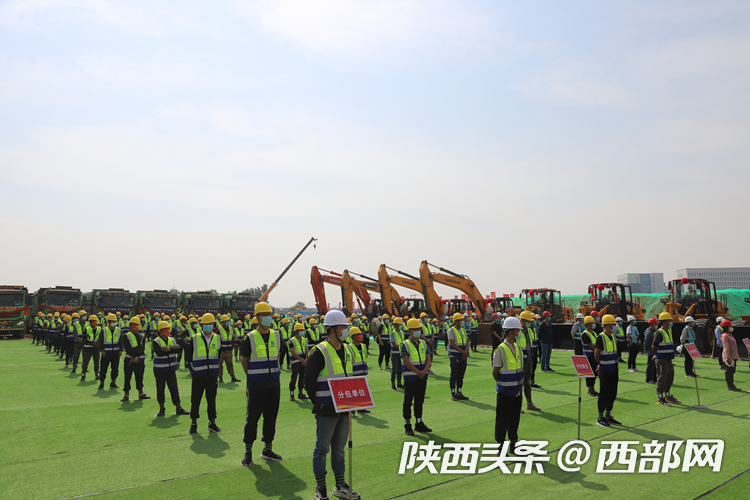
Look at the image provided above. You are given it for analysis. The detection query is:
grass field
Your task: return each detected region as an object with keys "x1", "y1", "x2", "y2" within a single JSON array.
[{"x1": 1, "y1": 339, "x2": 748, "y2": 500}]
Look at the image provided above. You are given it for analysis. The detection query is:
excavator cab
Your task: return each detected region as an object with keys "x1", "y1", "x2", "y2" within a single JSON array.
[
  {"x1": 440, "y1": 298, "x2": 471, "y2": 317},
  {"x1": 580, "y1": 283, "x2": 645, "y2": 320},
  {"x1": 483, "y1": 297, "x2": 517, "y2": 322},
  {"x1": 521, "y1": 288, "x2": 573, "y2": 323},
  {"x1": 663, "y1": 278, "x2": 727, "y2": 320},
  {"x1": 399, "y1": 298, "x2": 426, "y2": 318}
]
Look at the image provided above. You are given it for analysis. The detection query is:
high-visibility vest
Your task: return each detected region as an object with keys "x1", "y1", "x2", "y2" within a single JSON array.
[
  {"x1": 448, "y1": 326, "x2": 467, "y2": 357},
  {"x1": 102, "y1": 326, "x2": 121, "y2": 353},
  {"x1": 307, "y1": 327, "x2": 321, "y2": 345},
  {"x1": 517, "y1": 327, "x2": 532, "y2": 357},
  {"x1": 352, "y1": 343, "x2": 368, "y2": 375},
  {"x1": 598, "y1": 333, "x2": 618, "y2": 372},
  {"x1": 123, "y1": 331, "x2": 146, "y2": 361},
  {"x1": 380, "y1": 323, "x2": 392, "y2": 341},
  {"x1": 655, "y1": 328, "x2": 674, "y2": 359},
  {"x1": 527, "y1": 326, "x2": 539, "y2": 354},
  {"x1": 245, "y1": 329, "x2": 281, "y2": 383},
  {"x1": 280, "y1": 325, "x2": 292, "y2": 341},
  {"x1": 494, "y1": 341, "x2": 524, "y2": 396},
  {"x1": 614, "y1": 325, "x2": 626, "y2": 342},
  {"x1": 312, "y1": 341, "x2": 354, "y2": 406},
  {"x1": 421, "y1": 323, "x2": 431, "y2": 341},
  {"x1": 401, "y1": 338, "x2": 428, "y2": 381},
  {"x1": 390, "y1": 328, "x2": 405, "y2": 354},
  {"x1": 154, "y1": 336, "x2": 179, "y2": 372},
  {"x1": 83, "y1": 325, "x2": 101, "y2": 351},
  {"x1": 581, "y1": 328, "x2": 598, "y2": 358},
  {"x1": 289, "y1": 336, "x2": 308, "y2": 366},
  {"x1": 361, "y1": 320, "x2": 370, "y2": 334},
  {"x1": 67, "y1": 322, "x2": 81, "y2": 342},
  {"x1": 191, "y1": 333, "x2": 220, "y2": 377},
  {"x1": 627, "y1": 324, "x2": 639, "y2": 343},
  {"x1": 470, "y1": 319, "x2": 479, "y2": 334},
  {"x1": 48, "y1": 319, "x2": 60, "y2": 337},
  {"x1": 217, "y1": 324, "x2": 232, "y2": 351},
  {"x1": 683, "y1": 326, "x2": 695, "y2": 344}
]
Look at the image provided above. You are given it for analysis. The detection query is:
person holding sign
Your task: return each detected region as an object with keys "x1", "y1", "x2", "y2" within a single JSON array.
[
  {"x1": 652, "y1": 312, "x2": 681, "y2": 406},
  {"x1": 594, "y1": 315, "x2": 622, "y2": 427},
  {"x1": 304, "y1": 310, "x2": 360, "y2": 500},
  {"x1": 581, "y1": 316, "x2": 599, "y2": 397},
  {"x1": 492, "y1": 317, "x2": 524, "y2": 454},
  {"x1": 719, "y1": 320, "x2": 743, "y2": 392},
  {"x1": 350, "y1": 327, "x2": 370, "y2": 415},
  {"x1": 680, "y1": 316, "x2": 697, "y2": 378},
  {"x1": 401, "y1": 319, "x2": 433, "y2": 436}
]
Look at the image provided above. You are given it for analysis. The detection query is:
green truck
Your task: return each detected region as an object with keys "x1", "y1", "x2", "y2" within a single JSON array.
[
  {"x1": 0, "y1": 285, "x2": 30, "y2": 338},
  {"x1": 135, "y1": 290, "x2": 181, "y2": 316},
  {"x1": 221, "y1": 293, "x2": 259, "y2": 321},
  {"x1": 179, "y1": 291, "x2": 221, "y2": 317},
  {"x1": 83, "y1": 288, "x2": 136, "y2": 317}
]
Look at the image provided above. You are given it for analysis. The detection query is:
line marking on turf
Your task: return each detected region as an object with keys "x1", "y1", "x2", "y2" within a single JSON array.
[{"x1": 694, "y1": 467, "x2": 750, "y2": 499}]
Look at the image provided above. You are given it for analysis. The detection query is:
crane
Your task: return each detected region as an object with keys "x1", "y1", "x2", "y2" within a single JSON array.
[{"x1": 259, "y1": 237, "x2": 317, "y2": 302}]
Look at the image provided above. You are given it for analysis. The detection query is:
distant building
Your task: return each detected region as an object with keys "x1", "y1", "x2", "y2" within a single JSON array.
[
  {"x1": 676, "y1": 267, "x2": 750, "y2": 290},
  {"x1": 616, "y1": 273, "x2": 667, "y2": 294}
]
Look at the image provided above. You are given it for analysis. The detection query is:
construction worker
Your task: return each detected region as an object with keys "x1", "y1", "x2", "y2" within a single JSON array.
[
  {"x1": 571, "y1": 313, "x2": 585, "y2": 355},
  {"x1": 614, "y1": 317, "x2": 627, "y2": 363},
  {"x1": 390, "y1": 317, "x2": 406, "y2": 390},
  {"x1": 652, "y1": 312, "x2": 681, "y2": 406},
  {"x1": 69, "y1": 313, "x2": 84, "y2": 373},
  {"x1": 153, "y1": 320, "x2": 189, "y2": 416},
  {"x1": 377, "y1": 314, "x2": 392, "y2": 370},
  {"x1": 349, "y1": 326, "x2": 370, "y2": 415},
  {"x1": 360, "y1": 315, "x2": 371, "y2": 351},
  {"x1": 644, "y1": 317, "x2": 658, "y2": 384},
  {"x1": 442, "y1": 315, "x2": 452, "y2": 351},
  {"x1": 288, "y1": 323, "x2": 309, "y2": 401},
  {"x1": 240, "y1": 302, "x2": 283, "y2": 466},
  {"x1": 517, "y1": 311, "x2": 541, "y2": 411},
  {"x1": 65, "y1": 313, "x2": 79, "y2": 368},
  {"x1": 234, "y1": 320, "x2": 243, "y2": 362},
  {"x1": 97, "y1": 313, "x2": 122, "y2": 391},
  {"x1": 491, "y1": 313, "x2": 504, "y2": 356},
  {"x1": 526, "y1": 314, "x2": 541, "y2": 388},
  {"x1": 430, "y1": 318, "x2": 440, "y2": 356},
  {"x1": 45, "y1": 313, "x2": 56, "y2": 353},
  {"x1": 174, "y1": 316, "x2": 190, "y2": 366},
  {"x1": 538, "y1": 311, "x2": 553, "y2": 372},
  {"x1": 469, "y1": 312, "x2": 479, "y2": 352},
  {"x1": 185, "y1": 313, "x2": 222, "y2": 435},
  {"x1": 307, "y1": 318, "x2": 322, "y2": 348},
  {"x1": 595, "y1": 315, "x2": 622, "y2": 427},
  {"x1": 81, "y1": 315, "x2": 101, "y2": 382},
  {"x1": 581, "y1": 315, "x2": 598, "y2": 397},
  {"x1": 148, "y1": 313, "x2": 161, "y2": 359},
  {"x1": 217, "y1": 314, "x2": 241, "y2": 383},
  {"x1": 33, "y1": 311, "x2": 44, "y2": 345},
  {"x1": 492, "y1": 316, "x2": 524, "y2": 454},
  {"x1": 626, "y1": 316, "x2": 641, "y2": 373},
  {"x1": 719, "y1": 319, "x2": 743, "y2": 391},
  {"x1": 447, "y1": 312, "x2": 470, "y2": 401},
  {"x1": 420, "y1": 313, "x2": 433, "y2": 353},
  {"x1": 304, "y1": 310, "x2": 359, "y2": 500},
  {"x1": 680, "y1": 316, "x2": 697, "y2": 378},
  {"x1": 402, "y1": 318, "x2": 432, "y2": 436},
  {"x1": 279, "y1": 317, "x2": 293, "y2": 369},
  {"x1": 59, "y1": 313, "x2": 69, "y2": 360},
  {"x1": 120, "y1": 316, "x2": 150, "y2": 403},
  {"x1": 714, "y1": 317, "x2": 727, "y2": 371}
]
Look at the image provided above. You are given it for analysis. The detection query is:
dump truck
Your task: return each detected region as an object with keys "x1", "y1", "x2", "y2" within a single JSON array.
[
  {"x1": 83, "y1": 288, "x2": 136, "y2": 317},
  {"x1": 180, "y1": 291, "x2": 221, "y2": 317},
  {"x1": 31, "y1": 286, "x2": 84, "y2": 319},
  {"x1": 135, "y1": 290, "x2": 180, "y2": 316},
  {"x1": 0, "y1": 285, "x2": 30, "y2": 338},
  {"x1": 221, "y1": 292, "x2": 259, "y2": 321}
]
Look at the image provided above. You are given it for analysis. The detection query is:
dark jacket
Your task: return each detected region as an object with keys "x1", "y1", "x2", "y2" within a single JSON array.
[{"x1": 538, "y1": 320, "x2": 553, "y2": 344}]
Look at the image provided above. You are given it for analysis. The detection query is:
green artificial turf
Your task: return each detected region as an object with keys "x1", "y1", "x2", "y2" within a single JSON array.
[{"x1": 1, "y1": 340, "x2": 748, "y2": 500}]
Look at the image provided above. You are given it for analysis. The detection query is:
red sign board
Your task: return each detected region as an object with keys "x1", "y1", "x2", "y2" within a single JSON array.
[
  {"x1": 461, "y1": 294, "x2": 467, "y2": 301},
  {"x1": 510, "y1": 294, "x2": 515, "y2": 298},
  {"x1": 570, "y1": 355, "x2": 594, "y2": 377},
  {"x1": 491, "y1": 292, "x2": 496, "y2": 299},
  {"x1": 743, "y1": 338, "x2": 750, "y2": 351},
  {"x1": 328, "y1": 376, "x2": 375, "y2": 413},
  {"x1": 684, "y1": 343, "x2": 702, "y2": 361}
]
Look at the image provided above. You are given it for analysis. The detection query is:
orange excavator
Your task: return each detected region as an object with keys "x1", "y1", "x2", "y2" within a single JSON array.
[
  {"x1": 378, "y1": 265, "x2": 437, "y2": 317},
  {"x1": 341, "y1": 270, "x2": 396, "y2": 317},
  {"x1": 419, "y1": 261, "x2": 490, "y2": 319},
  {"x1": 311, "y1": 266, "x2": 372, "y2": 315}
]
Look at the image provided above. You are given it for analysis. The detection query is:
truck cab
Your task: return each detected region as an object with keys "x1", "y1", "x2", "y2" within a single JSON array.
[{"x1": 0, "y1": 285, "x2": 29, "y2": 338}]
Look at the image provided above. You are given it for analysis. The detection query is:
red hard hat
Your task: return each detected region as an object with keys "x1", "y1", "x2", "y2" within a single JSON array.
[
  {"x1": 542, "y1": 311, "x2": 551, "y2": 317},
  {"x1": 648, "y1": 317, "x2": 658, "y2": 325},
  {"x1": 721, "y1": 319, "x2": 732, "y2": 328},
  {"x1": 590, "y1": 311, "x2": 599, "y2": 317},
  {"x1": 492, "y1": 313, "x2": 500, "y2": 319}
]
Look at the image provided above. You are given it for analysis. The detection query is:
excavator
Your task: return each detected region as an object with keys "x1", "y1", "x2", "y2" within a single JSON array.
[
  {"x1": 378, "y1": 265, "x2": 437, "y2": 317},
  {"x1": 578, "y1": 283, "x2": 645, "y2": 320},
  {"x1": 520, "y1": 288, "x2": 573, "y2": 323},
  {"x1": 661, "y1": 278, "x2": 729, "y2": 352},
  {"x1": 419, "y1": 261, "x2": 488, "y2": 319},
  {"x1": 310, "y1": 266, "x2": 372, "y2": 315},
  {"x1": 340, "y1": 270, "x2": 394, "y2": 318}
]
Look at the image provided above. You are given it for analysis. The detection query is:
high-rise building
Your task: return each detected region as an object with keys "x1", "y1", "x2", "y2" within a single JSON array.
[
  {"x1": 676, "y1": 268, "x2": 750, "y2": 290},
  {"x1": 616, "y1": 273, "x2": 667, "y2": 293}
]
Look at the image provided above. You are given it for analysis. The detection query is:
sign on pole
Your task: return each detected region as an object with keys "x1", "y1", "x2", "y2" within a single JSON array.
[
  {"x1": 570, "y1": 355, "x2": 594, "y2": 441},
  {"x1": 742, "y1": 338, "x2": 750, "y2": 351},
  {"x1": 684, "y1": 344, "x2": 707, "y2": 409},
  {"x1": 684, "y1": 343, "x2": 702, "y2": 360}
]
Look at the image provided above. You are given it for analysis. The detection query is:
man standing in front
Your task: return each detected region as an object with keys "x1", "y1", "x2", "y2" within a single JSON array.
[
  {"x1": 652, "y1": 312, "x2": 681, "y2": 406},
  {"x1": 185, "y1": 313, "x2": 222, "y2": 435},
  {"x1": 447, "y1": 312, "x2": 470, "y2": 401},
  {"x1": 401, "y1": 319, "x2": 432, "y2": 436},
  {"x1": 594, "y1": 315, "x2": 622, "y2": 427},
  {"x1": 493, "y1": 316, "x2": 524, "y2": 454}
]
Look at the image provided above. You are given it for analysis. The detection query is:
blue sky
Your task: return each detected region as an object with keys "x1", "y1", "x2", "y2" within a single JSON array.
[{"x1": 2, "y1": 0, "x2": 749, "y2": 307}]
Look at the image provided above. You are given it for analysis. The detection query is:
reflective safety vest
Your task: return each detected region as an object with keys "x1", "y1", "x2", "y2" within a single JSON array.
[
  {"x1": 280, "y1": 325, "x2": 292, "y2": 341},
  {"x1": 572, "y1": 321, "x2": 583, "y2": 341},
  {"x1": 191, "y1": 333, "x2": 220, "y2": 377},
  {"x1": 361, "y1": 320, "x2": 370, "y2": 334},
  {"x1": 470, "y1": 319, "x2": 479, "y2": 335},
  {"x1": 494, "y1": 341, "x2": 524, "y2": 396},
  {"x1": 316, "y1": 324, "x2": 326, "y2": 339},
  {"x1": 67, "y1": 322, "x2": 81, "y2": 342},
  {"x1": 245, "y1": 329, "x2": 281, "y2": 383},
  {"x1": 448, "y1": 326, "x2": 467, "y2": 358},
  {"x1": 47, "y1": 319, "x2": 60, "y2": 337},
  {"x1": 102, "y1": 326, "x2": 121, "y2": 353},
  {"x1": 217, "y1": 324, "x2": 232, "y2": 351},
  {"x1": 154, "y1": 336, "x2": 179, "y2": 372},
  {"x1": 352, "y1": 343, "x2": 368, "y2": 376},
  {"x1": 627, "y1": 324, "x2": 640, "y2": 343},
  {"x1": 83, "y1": 325, "x2": 101, "y2": 351},
  {"x1": 313, "y1": 341, "x2": 354, "y2": 406},
  {"x1": 289, "y1": 336, "x2": 308, "y2": 366},
  {"x1": 614, "y1": 325, "x2": 626, "y2": 342},
  {"x1": 517, "y1": 327, "x2": 532, "y2": 358},
  {"x1": 683, "y1": 326, "x2": 695, "y2": 344},
  {"x1": 390, "y1": 328, "x2": 405, "y2": 354},
  {"x1": 421, "y1": 323, "x2": 431, "y2": 341},
  {"x1": 655, "y1": 328, "x2": 674, "y2": 360},
  {"x1": 150, "y1": 319, "x2": 159, "y2": 336},
  {"x1": 581, "y1": 328, "x2": 598, "y2": 358},
  {"x1": 123, "y1": 331, "x2": 146, "y2": 361},
  {"x1": 307, "y1": 326, "x2": 321, "y2": 345},
  {"x1": 598, "y1": 333, "x2": 618, "y2": 373},
  {"x1": 380, "y1": 323, "x2": 392, "y2": 341},
  {"x1": 401, "y1": 338, "x2": 428, "y2": 381},
  {"x1": 527, "y1": 326, "x2": 539, "y2": 355}
]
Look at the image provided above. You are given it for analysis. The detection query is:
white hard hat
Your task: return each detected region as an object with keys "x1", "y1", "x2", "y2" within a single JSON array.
[
  {"x1": 627, "y1": 315, "x2": 636, "y2": 322},
  {"x1": 502, "y1": 313, "x2": 508, "y2": 317},
  {"x1": 615, "y1": 317, "x2": 623, "y2": 322},
  {"x1": 576, "y1": 313, "x2": 585, "y2": 319},
  {"x1": 535, "y1": 314, "x2": 541, "y2": 319},
  {"x1": 716, "y1": 317, "x2": 724, "y2": 323},
  {"x1": 462, "y1": 313, "x2": 469, "y2": 317},
  {"x1": 503, "y1": 317, "x2": 522, "y2": 330},
  {"x1": 323, "y1": 310, "x2": 348, "y2": 327},
  {"x1": 685, "y1": 316, "x2": 695, "y2": 323},
  {"x1": 676, "y1": 345, "x2": 683, "y2": 354}
]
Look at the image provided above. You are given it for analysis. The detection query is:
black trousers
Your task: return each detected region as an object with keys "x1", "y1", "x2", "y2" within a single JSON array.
[
  {"x1": 244, "y1": 385, "x2": 280, "y2": 445},
  {"x1": 598, "y1": 369, "x2": 618, "y2": 413},
  {"x1": 123, "y1": 360, "x2": 144, "y2": 393},
  {"x1": 279, "y1": 342, "x2": 290, "y2": 368},
  {"x1": 378, "y1": 343, "x2": 390, "y2": 367},
  {"x1": 646, "y1": 348, "x2": 656, "y2": 382},
  {"x1": 491, "y1": 335, "x2": 502, "y2": 355},
  {"x1": 617, "y1": 341, "x2": 627, "y2": 360},
  {"x1": 190, "y1": 375, "x2": 218, "y2": 421},
  {"x1": 469, "y1": 332, "x2": 478, "y2": 350},
  {"x1": 65, "y1": 340, "x2": 75, "y2": 364},
  {"x1": 684, "y1": 352, "x2": 694, "y2": 376},
  {"x1": 82, "y1": 349, "x2": 100, "y2": 376},
  {"x1": 585, "y1": 356, "x2": 597, "y2": 390},
  {"x1": 390, "y1": 354, "x2": 403, "y2": 386},
  {"x1": 574, "y1": 340, "x2": 583, "y2": 355},
  {"x1": 155, "y1": 370, "x2": 181, "y2": 407},
  {"x1": 99, "y1": 354, "x2": 119, "y2": 385},
  {"x1": 725, "y1": 364, "x2": 737, "y2": 388},
  {"x1": 403, "y1": 378, "x2": 427, "y2": 420},
  {"x1": 714, "y1": 345, "x2": 727, "y2": 369},
  {"x1": 289, "y1": 364, "x2": 305, "y2": 392},
  {"x1": 363, "y1": 335, "x2": 370, "y2": 351},
  {"x1": 627, "y1": 344, "x2": 639, "y2": 370},
  {"x1": 58, "y1": 338, "x2": 67, "y2": 357},
  {"x1": 449, "y1": 357, "x2": 466, "y2": 390},
  {"x1": 495, "y1": 392, "x2": 522, "y2": 445}
]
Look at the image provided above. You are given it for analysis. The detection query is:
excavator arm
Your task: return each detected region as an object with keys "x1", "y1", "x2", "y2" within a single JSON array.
[
  {"x1": 313, "y1": 267, "x2": 372, "y2": 315},
  {"x1": 340, "y1": 270, "x2": 386, "y2": 317},
  {"x1": 378, "y1": 265, "x2": 439, "y2": 317},
  {"x1": 419, "y1": 261, "x2": 485, "y2": 316}
]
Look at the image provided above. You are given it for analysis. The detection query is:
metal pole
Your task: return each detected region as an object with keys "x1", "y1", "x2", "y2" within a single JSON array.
[
  {"x1": 348, "y1": 411, "x2": 353, "y2": 500},
  {"x1": 692, "y1": 357, "x2": 707, "y2": 409},
  {"x1": 577, "y1": 378, "x2": 582, "y2": 440}
]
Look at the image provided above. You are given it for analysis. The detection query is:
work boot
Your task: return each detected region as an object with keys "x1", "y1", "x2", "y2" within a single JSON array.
[
  {"x1": 241, "y1": 453, "x2": 253, "y2": 467},
  {"x1": 80, "y1": 375, "x2": 86, "y2": 382},
  {"x1": 231, "y1": 376, "x2": 241, "y2": 383},
  {"x1": 526, "y1": 402, "x2": 541, "y2": 412},
  {"x1": 290, "y1": 392, "x2": 295, "y2": 402},
  {"x1": 139, "y1": 393, "x2": 151, "y2": 400},
  {"x1": 176, "y1": 407, "x2": 190, "y2": 416},
  {"x1": 404, "y1": 424, "x2": 414, "y2": 436},
  {"x1": 588, "y1": 390, "x2": 598, "y2": 397},
  {"x1": 189, "y1": 422, "x2": 198, "y2": 435},
  {"x1": 208, "y1": 422, "x2": 221, "y2": 433},
  {"x1": 97, "y1": 385, "x2": 104, "y2": 391},
  {"x1": 415, "y1": 421, "x2": 432, "y2": 433},
  {"x1": 156, "y1": 407, "x2": 166, "y2": 417},
  {"x1": 110, "y1": 383, "x2": 119, "y2": 389},
  {"x1": 70, "y1": 368, "x2": 77, "y2": 374},
  {"x1": 219, "y1": 376, "x2": 224, "y2": 383},
  {"x1": 298, "y1": 392, "x2": 309, "y2": 400},
  {"x1": 121, "y1": 394, "x2": 129, "y2": 402}
]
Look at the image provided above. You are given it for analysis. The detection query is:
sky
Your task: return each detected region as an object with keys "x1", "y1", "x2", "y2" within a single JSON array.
[{"x1": 1, "y1": 0, "x2": 749, "y2": 308}]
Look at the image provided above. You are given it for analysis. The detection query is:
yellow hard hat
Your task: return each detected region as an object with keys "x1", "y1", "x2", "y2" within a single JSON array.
[
  {"x1": 602, "y1": 314, "x2": 617, "y2": 325},
  {"x1": 158, "y1": 321, "x2": 171, "y2": 331},
  {"x1": 46, "y1": 313, "x2": 53, "y2": 318},
  {"x1": 236, "y1": 320, "x2": 242, "y2": 325},
  {"x1": 37, "y1": 312, "x2": 43, "y2": 317},
  {"x1": 255, "y1": 302, "x2": 273, "y2": 315},
  {"x1": 282, "y1": 317, "x2": 290, "y2": 324},
  {"x1": 419, "y1": 312, "x2": 428, "y2": 318},
  {"x1": 200, "y1": 313, "x2": 216, "y2": 325},
  {"x1": 432, "y1": 318, "x2": 438, "y2": 323},
  {"x1": 106, "y1": 313, "x2": 117, "y2": 322},
  {"x1": 584, "y1": 316, "x2": 596, "y2": 324},
  {"x1": 251, "y1": 317, "x2": 259, "y2": 325},
  {"x1": 79, "y1": 310, "x2": 87, "y2": 316},
  {"x1": 139, "y1": 314, "x2": 146, "y2": 319},
  {"x1": 170, "y1": 314, "x2": 176, "y2": 319},
  {"x1": 382, "y1": 314, "x2": 390, "y2": 319},
  {"x1": 88, "y1": 315, "x2": 98, "y2": 322},
  {"x1": 129, "y1": 317, "x2": 141, "y2": 326},
  {"x1": 244, "y1": 314, "x2": 251, "y2": 319},
  {"x1": 658, "y1": 312, "x2": 673, "y2": 321},
  {"x1": 63, "y1": 315, "x2": 72, "y2": 322},
  {"x1": 406, "y1": 318, "x2": 422, "y2": 329},
  {"x1": 123, "y1": 315, "x2": 129, "y2": 320},
  {"x1": 154, "y1": 312, "x2": 161, "y2": 317},
  {"x1": 179, "y1": 315, "x2": 186, "y2": 321},
  {"x1": 309, "y1": 318, "x2": 318, "y2": 325},
  {"x1": 116, "y1": 311, "x2": 121, "y2": 316},
  {"x1": 274, "y1": 313, "x2": 281, "y2": 318},
  {"x1": 393, "y1": 317, "x2": 404, "y2": 325},
  {"x1": 295, "y1": 313, "x2": 303, "y2": 318},
  {"x1": 349, "y1": 326, "x2": 362, "y2": 335},
  {"x1": 451, "y1": 312, "x2": 463, "y2": 321},
  {"x1": 294, "y1": 323, "x2": 305, "y2": 331},
  {"x1": 519, "y1": 310, "x2": 535, "y2": 321},
  {"x1": 188, "y1": 317, "x2": 197, "y2": 324},
  {"x1": 220, "y1": 314, "x2": 230, "y2": 322},
  {"x1": 350, "y1": 313, "x2": 358, "y2": 318},
  {"x1": 71, "y1": 312, "x2": 80, "y2": 319}
]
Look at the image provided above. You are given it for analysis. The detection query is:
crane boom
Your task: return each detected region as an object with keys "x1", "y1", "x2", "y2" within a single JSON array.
[{"x1": 259, "y1": 237, "x2": 317, "y2": 302}]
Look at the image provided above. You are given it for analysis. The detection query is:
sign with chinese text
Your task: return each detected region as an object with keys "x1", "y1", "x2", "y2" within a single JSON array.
[
  {"x1": 571, "y1": 355, "x2": 594, "y2": 378},
  {"x1": 742, "y1": 338, "x2": 750, "y2": 351},
  {"x1": 684, "y1": 343, "x2": 702, "y2": 361},
  {"x1": 328, "y1": 376, "x2": 375, "y2": 413}
]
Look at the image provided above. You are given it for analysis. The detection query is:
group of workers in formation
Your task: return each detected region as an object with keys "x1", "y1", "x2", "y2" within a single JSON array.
[{"x1": 29, "y1": 304, "x2": 745, "y2": 500}]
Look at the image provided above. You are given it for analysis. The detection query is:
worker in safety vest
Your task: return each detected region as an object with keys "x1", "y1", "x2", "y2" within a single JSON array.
[
  {"x1": 59, "y1": 314, "x2": 69, "y2": 360},
  {"x1": 626, "y1": 316, "x2": 641, "y2": 373},
  {"x1": 402, "y1": 319, "x2": 432, "y2": 436},
  {"x1": 44, "y1": 313, "x2": 56, "y2": 353},
  {"x1": 360, "y1": 316, "x2": 371, "y2": 351},
  {"x1": 120, "y1": 316, "x2": 150, "y2": 403},
  {"x1": 594, "y1": 315, "x2": 623, "y2": 427},
  {"x1": 571, "y1": 313, "x2": 585, "y2": 355},
  {"x1": 307, "y1": 318, "x2": 322, "y2": 348},
  {"x1": 350, "y1": 326, "x2": 370, "y2": 416},
  {"x1": 581, "y1": 315, "x2": 599, "y2": 396},
  {"x1": 148, "y1": 313, "x2": 161, "y2": 359},
  {"x1": 288, "y1": 323, "x2": 310, "y2": 402},
  {"x1": 80, "y1": 315, "x2": 101, "y2": 382},
  {"x1": 614, "y1": 317, "x2": 627, "y2": 363},
  {"x1": 447, "y1": 312, "x2": 470, "y2": 401},
  {"x1": 185, "y1": 313, "x2": 222, "y2": 435},
  {"x1": 652, "y1": 312, "x2": 681, "y2": 406},
  {"x1": 234, "y1": 320, "x2": 243, "y2": 362},
  {"x1": 492, "y1": 316, "x2": 524, "y2": 454},
  {"x1": 517, "y1": 311, "x2": 541, "y2": 411},
  {"x1": 65, "y1": 313, "x2": 81, "y2": 369},
  {"x1": 153, "y1": 320, "x2": 189, "y2": 417},
  {"x1": 469, "y1": 312, "x2": 479, "y2": 353},
  {"x1": 33, "y1": 311, "x2": 44, "y2": 345},
  {"x1": 304, "y1": 310, "x2": 360, "y2": 500},
  {"x1": 279, "y1": 317, "x2": 293, "y2": 369},
  {"x1": 240, "y1": 302, "x2": 283, "y2": 466},
  {"x1": 377, "y1": 314, "x2": 392, "y2": 370},
  {"x1": 217, "y1": 314, "x2": 241, "y2": 383},
  {"x1": 97, "y1": 313, "x2": 122, "y2": 391},
  {"x1": 679, "y1": 316, "x2": 697, "y2": 377},
  {"x1": 389, "y1": 317, "x2": 406, "y2": 390}
]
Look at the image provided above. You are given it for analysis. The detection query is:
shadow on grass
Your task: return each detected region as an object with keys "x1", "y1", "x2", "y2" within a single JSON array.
[
  {"x1": 354, "y1": 413, "x2": 390, "y2": 429},
  {"x1": 533, "y1": 411, "x2": 579, "y2": 425},
  {"x1": 246, "y1": 459, "x2": 308, "y2": 499},
  {"x1": 149, "y1": 414, "x2": 183, "y2": 429},
  {"x1": 544, "y1": 462, "x2": 609, "y2": 491},
  {"x1": 92, "y1": 388, "x2": 117, "y2": 399},
  {"x1": 190, "y1": 431, "x2": 230, "y2": 458},
  {"x1": 623, "y1": 426, "x2": 683, "y2": 442},
  {"x1": 117, "y1": 400, "x2": 144, "y2": 413},
  {"x1": 697, "y1": 407, "x2": 750, "y2": 420},
  {"x1": 461, "y1": 400, "x2": 495, "y2": 412}
]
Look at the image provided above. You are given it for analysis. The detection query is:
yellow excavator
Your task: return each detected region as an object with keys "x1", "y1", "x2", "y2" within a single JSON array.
[
  {"x1": 340, "y1": 270, "x2": 399, "y2": 318},
  {"x1": 418, "y1": 261, "x2": 488, "y2": 319},
  {"x1": 378, "y1": 265, "x2": 437, "y2": 317}
]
